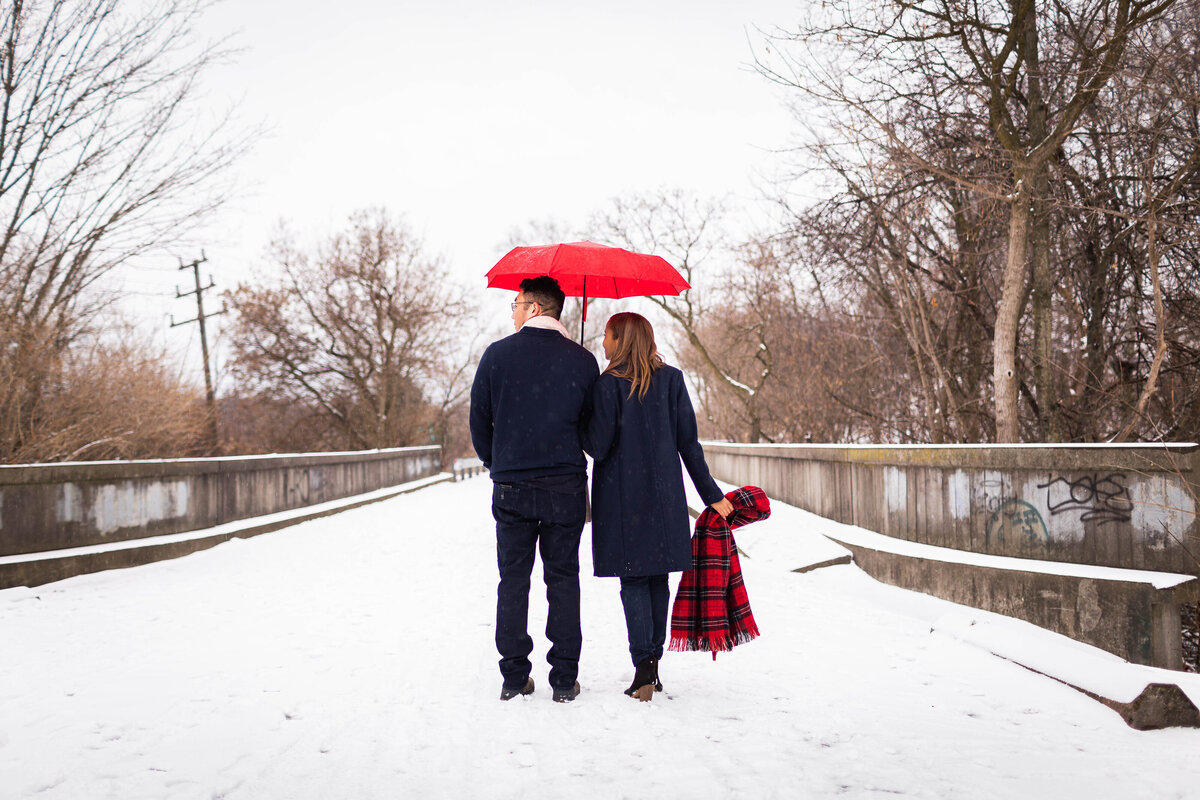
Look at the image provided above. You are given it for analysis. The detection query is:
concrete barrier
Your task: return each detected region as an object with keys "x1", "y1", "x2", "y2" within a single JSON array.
[
  {"x1": 0, "y1": 446, "x2": 443, "y2": 588},
  {"x1": 452, "y1": 456, "x2": 487, "y2": 481},
  {"x1": 702, "y1": 442, "x2": 1199, "y2": 669}
]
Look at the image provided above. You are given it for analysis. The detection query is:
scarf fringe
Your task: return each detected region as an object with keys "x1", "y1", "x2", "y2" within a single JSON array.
[{"x1": 668, "y1": 626, "x2": 760, "y2": 655}]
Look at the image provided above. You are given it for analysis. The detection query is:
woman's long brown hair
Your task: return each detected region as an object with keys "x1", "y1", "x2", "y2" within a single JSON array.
[{"x1": 604, "y1": 312, "x2": 663, "y2": 401}]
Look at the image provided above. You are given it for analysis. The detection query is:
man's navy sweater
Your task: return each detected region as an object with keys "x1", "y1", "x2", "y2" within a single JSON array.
[{"x1": 469, "y1": 326, "x2": 600, "y2": 484}]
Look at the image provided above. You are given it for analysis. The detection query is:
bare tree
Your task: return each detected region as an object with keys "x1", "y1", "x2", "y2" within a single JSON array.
[
  {"x1": 226, "y1": 209, "x2": 476, "y2": 453},
  {"x1": 1071, "y1": 3, "x2": 1200, "y2": 440},
  {"x1": 758, "y1": 0, "x2": 1179, "y2": 441},
  {"x1": 585, "y1": 189, "x2": 784, "y2": 441},
  {"x1": 0, "y1": 0, "x2": 250, "y2": 461}
]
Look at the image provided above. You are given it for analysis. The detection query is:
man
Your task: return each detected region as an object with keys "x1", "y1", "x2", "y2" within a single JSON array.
[{"x1": 469, "y1": 275, "x2": 599, "y2": 703}]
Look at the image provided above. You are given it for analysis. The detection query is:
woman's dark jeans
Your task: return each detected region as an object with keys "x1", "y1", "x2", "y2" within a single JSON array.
[{"x1": 619, "y1": 574, "x2": 670, "y2": 666}]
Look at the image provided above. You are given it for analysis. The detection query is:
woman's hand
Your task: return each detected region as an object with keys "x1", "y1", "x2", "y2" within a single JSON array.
[{"x1": 710, "y1": 497, "x2": 734, "y2": 519}]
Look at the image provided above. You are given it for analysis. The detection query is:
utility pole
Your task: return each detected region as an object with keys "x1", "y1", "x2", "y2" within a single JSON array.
[{"x1": 171, "y1": 252, "x2": 225, "y2": 454}]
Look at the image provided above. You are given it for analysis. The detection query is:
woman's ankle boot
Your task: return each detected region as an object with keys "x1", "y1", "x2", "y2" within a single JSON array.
[{"x1": 624, "y1": 657, "x2": 657, "y2": 702}]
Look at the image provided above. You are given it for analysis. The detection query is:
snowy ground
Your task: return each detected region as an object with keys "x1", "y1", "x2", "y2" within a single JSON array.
[{"x1": 2, "y1": 476, "x2": 1198, "y2": 799}]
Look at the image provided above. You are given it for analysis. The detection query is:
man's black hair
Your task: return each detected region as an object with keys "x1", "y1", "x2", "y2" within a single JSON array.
[{"x1": 519, "y1": 275, "x2": 565, "y2": 319}]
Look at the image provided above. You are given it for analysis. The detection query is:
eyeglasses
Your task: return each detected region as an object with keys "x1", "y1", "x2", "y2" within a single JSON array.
[{"x1": 511, "y1": 300, "x2": 535, "y2": 311}]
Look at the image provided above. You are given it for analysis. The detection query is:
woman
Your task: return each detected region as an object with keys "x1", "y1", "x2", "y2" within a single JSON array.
[{"x1": 586, "y1": 312, "x2": 733, "y2": 701}]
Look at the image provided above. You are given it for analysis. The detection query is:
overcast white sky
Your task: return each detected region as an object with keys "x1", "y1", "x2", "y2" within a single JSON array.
[{"x1": 126, "y1": 0, "x2": 806, "y2": 377}]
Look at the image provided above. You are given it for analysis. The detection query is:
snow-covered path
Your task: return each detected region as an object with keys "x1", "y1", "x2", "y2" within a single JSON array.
[{"x1": 2, "y1": 477, "x2": 1197, "y2": 799}]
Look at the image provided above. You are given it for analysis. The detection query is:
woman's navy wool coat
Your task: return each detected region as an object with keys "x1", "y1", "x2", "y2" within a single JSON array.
[{"x1": 586, "y1": 365, "x2": 725, "y2": 578}]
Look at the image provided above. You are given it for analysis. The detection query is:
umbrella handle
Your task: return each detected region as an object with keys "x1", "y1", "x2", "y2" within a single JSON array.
[{"x1": 579, "y1": 275, "x2": 587, "y2": 344}]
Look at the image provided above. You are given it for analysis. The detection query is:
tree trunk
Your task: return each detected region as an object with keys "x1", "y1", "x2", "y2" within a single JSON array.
[
  {"x1": 994, "y1": 178, "x2": 1031, "y2": 442},
  {"x1": 1022, "y1": 0, "x2": 1058, "y2": 442},
  {"x1": 1030, "y1": 174, "x2": 1056, "y2": 441}
]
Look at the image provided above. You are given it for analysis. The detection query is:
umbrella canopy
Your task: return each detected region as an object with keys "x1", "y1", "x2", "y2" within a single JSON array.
[
  {"x1": 486, "y1": 240, "x2": 689, "y2": 298},
  {"x1": 486, "y1": 241, "x2": 690, "y2": 341}
]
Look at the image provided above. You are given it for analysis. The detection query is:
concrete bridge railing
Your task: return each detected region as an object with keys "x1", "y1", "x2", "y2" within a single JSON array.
[
  {"x1": 703, "y1": 442, "x2": 1199, "y2": 670},
  {"x1": 0, "y1": 446, "x2": 444, "y2": 588}
]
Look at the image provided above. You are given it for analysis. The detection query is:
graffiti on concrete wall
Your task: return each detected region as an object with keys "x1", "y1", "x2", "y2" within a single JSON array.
[
  {"x1": 285, "y1": 468, "x2": 311, "y2": 505},
  {"x1": 986, "y1": 499, "x2": 1049, "y2": 546},
  {"x1": 1037, "y1": 473, "x2": 1132, "y2": 525}
]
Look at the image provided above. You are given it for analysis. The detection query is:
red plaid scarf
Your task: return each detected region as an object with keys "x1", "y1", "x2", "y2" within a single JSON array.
[{"x1": 669, "y1": 485, "x2": 770, "y2": 658}]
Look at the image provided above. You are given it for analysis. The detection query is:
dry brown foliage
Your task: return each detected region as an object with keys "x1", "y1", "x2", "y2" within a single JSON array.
[{"x1": 1, "y1": 324, "x2": 208, "y2": 463}]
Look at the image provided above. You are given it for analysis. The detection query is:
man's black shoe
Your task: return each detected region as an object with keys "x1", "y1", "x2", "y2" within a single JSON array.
[
  {"x1": 552, "y1": 681, "x2": 581, "y2": 703},
  {"x1": 500, "y1": 677, "x2": 534, "y2": 701}
]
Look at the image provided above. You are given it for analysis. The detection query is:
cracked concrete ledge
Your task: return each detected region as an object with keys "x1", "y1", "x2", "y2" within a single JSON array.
[
  {"x1": 933, "y1": 625, "x2": 1200, "y2": 731},
  {"x1": 834, "y1": 530, "x2": 1200, "y2": 731}
]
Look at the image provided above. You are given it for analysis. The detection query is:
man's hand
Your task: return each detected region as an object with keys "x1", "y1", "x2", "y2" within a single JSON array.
[{"x1": 710, "y1": 497, "x2": 734, "y2": 519}]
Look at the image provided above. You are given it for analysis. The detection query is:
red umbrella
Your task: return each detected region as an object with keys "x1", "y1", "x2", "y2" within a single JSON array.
[{"x1": 486, "y1": 241, "x2": 690, "y2": 341}]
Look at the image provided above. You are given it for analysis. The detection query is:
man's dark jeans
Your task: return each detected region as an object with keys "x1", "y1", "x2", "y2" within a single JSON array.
[
  {"x1": 492, "y1": 481, "x2": 586, "y2": 691},
  {"x1": 619, "y1": 574, "x2": 670, "y2": 666}
]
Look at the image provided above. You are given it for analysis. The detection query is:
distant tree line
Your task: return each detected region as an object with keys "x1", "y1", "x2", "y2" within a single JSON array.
[
  {"x1": 0, "y1": 1, "x2": 477, "y2": 465},
  {"x1": 5, "y1": 0, "x2": 1199, "y2": 465},
  {"x1": 0, "y1": 0, "x2": 247, "y2": 462},
  {"x1": 497, "y1": 0, "x2": 1200, "y2": 446},
  {"x1": 735, "y1": 0, "x2": 1200, "y2": 443}
]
